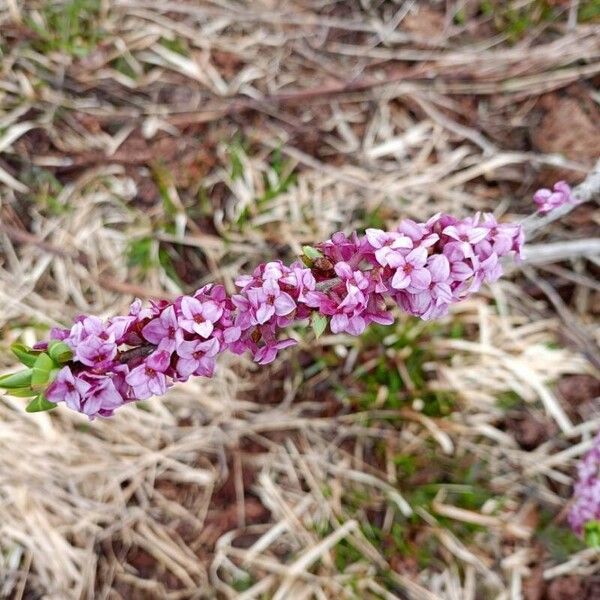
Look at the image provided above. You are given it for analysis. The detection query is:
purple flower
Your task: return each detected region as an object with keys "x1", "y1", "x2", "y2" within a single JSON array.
[
  {"x1": 320, "y1": 231, "x2": 362, "y2": 263},
  {"x1": 396, "y1": 218, "x2": 439, "y2": 248},
  {"x1": 46, "y1": 366, "x2": 91, "y2": 412},
  {"x1": 78, "y1": 374, "x2": 124, "y2": 417},
  {"x1": 471, "y1": 252, "x2": 503, "y2": 291},
  {"x1": 178, "y1": 296, "x2": 223, "y2": 338},
  {"x1": 569, "y1": 432, "x2": 600, "y2": 535},
  {"x1": 74, "y1": 334, "x2": 117, "y2": 370},
  {"x1": 49, "y1": 327, "x2": 70, "y2": 341},
  {"x1": 305, "y1": 262, "x2": 370, "y2": 336},
  {"x1": 125, "y1": 351, "x2": 171, "y2": 400},
  {"x1": 365, "y1": 228, "x2": 412, "y2": 267},
  {"x1": 396, "y1": 291, "x2": 438, "y2": 320},
  {"x1": 176, "y1": 337, "x2": 220, "y2": 379},
  {"x1": 234, "y1": 279, "x2": 296, "y2": 326},
  {"x1": 106, "y1": 316, "x2": 136, "y2": 344},
  {"x1": 364, "y1": 293, "x2": 394, "y2": 326},
  {"x1": 330, "y1": 312, "x2": 366, "y2": 335},
  {"x1": 253, "y1": 336, "x2": 296, "y2": 365},
  {"x1": 279, "y1": 264, "x2": 316, "y2": 302},
  {"x1": 534, "y1": 181, "x2": 574, "y2": 213},
  {"x1": 442, "y1": 219, "x2": 489, "y2": 258},
  {"x1": 129, "y1": 298, "x2": 159, "y2": 320},
  {"x1": 388, "y1": 247, "x2": 431, "y2": 291},
  {"x1": 426, "y1": 254, "x2": 453, "y2": 304},
  {"x1": 141, "y1": 306, "x2": 179, "y2": 352}
]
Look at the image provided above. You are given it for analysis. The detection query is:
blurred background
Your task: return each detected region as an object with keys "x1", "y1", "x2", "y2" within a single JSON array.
[{"x1": 0, "y1": 1, "x2": 599, "y2": 598}]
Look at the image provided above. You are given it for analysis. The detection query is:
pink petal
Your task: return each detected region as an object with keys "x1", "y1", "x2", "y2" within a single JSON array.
[
  {"x1": 147, "y1": 350, "x2": 170, "y2": 372},
  {"x1": 347, "y1": 315, "x2": 366, "y2": 336},
  {"x1": 407, "y1": 246, "x2": 427, "y2": 267},
  {"x1": 334, "y1": 262, "x2": 353, "y2": 280},
  {"x1": 177, "y1": 357, "x2": 197, "y2": 379},
  {"x1": 428, "y1": 255, "x2": 450, "y2": 282},
  {"x1": 468, "y1": 227, "x2": 489, "y2": 244},
  {"x1": 391, "y1": 270, "x2": 410, "y2": 290},
  {"x1": 203, "y1": 300, "x2": 223, "y2": 322},
  {"x1": 256, "y1": 304, "x2": 275, "y2": 324},
  {"x1": 194, "y1": 320, "x2": 214, "y2": 338},
  {"x1": 181, "y1": 296, "x2": 202, "y2": 320},
  {"x1": 390, "y1": 235, "x2": 413, "y2": 250},
  {"x1": 274, "y1": 292, "x2": 296, "y2": 316},
  {"x1": 442, "y1": 225, "x2": 460, "y2": 241},
  {"x1": 224, "y1": 326, "x2": 241, "y2": 344},
  {"x1": 142, "y1": 318, "x2": 167, "y2": 344},
  {"x1": 409, "y1": 268, "x2": 432, "y2": 290},
  {"x1": 330, "y1": 313, "x2": 349, "y2": 333},
  {"x1": 365, "y1": 228, "x2": 388, "y2": 249}
]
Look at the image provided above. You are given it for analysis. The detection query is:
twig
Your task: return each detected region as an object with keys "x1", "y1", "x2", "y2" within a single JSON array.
[{"x1": 523, "y1": 239, "x2": 600, "y2": 265}]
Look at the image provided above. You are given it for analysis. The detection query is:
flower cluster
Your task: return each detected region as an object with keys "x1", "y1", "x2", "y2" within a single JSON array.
[
  {"x1": 357, "y1": 212, "x2": 523, "y2": 321},
  {"x1": 533, "y1": 181, "x2": 575, "y2": 213},
  {"x1": 2, "y1": 211, "x2": 523, "y2": 419},
  {"x1": 568, "y1": 432, "x2": 600, "y2": 536}
]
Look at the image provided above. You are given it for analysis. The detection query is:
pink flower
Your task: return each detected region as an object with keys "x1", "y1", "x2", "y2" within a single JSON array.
[
  {"x1": 78, "y1": 374, "x2": 124, "y2": 417},
  {"x1": 365, "y1": 228, "x2": 412, "y2": 267},
  {"x1": 74, "y1": 334, "x2": 117, "y2": 370},
  {"x1": 176, "y1": 337, "x2": 220, "y2": 379},
  {"x1": 279, "y1": 264, "x2": 316, "y2": 302},
  {"x1": 396, "y1": 291, "x2": 441, "y2": 320},
  {"x1": 534, "y1": 181, "x2": 574, "y2": 213},
  {"x1": 129, "y1": 298, "x2": 159, "y2": 320},
  {"x1": 426, "y1": 254, "x2": 453, "y2": 304},
  {"x1": 388, "y1": 247, "x2": 431, "y2": 291},
  {"x1": 254, "y1": 337, "x2": 296, "y2": 365},
  {"x1": 569, "y1": 432, "x2": 600, "y2": 535},
  {"x1": 125, "y1": 351, "x2": 170, "y2": 400},
  {"x1": 306, "y1": 262, "x2": 370, "y2": 336},
  {"x1": 330, "y1": 312, "x2": 366, "y2": 335},
  {"x1": 442, "y1": 219, "x2": 489, "y2": 258},
  {"x1": 364, "y1": 293, "x2": 394, "y2": 326},
  {"x1": 319, "y1": 231, "x2": 362, "y2": 263},
  {"x1": 141, "y1": 306, "x2": 179, "y2": 352},
  {"x1": 178, "y1": 296, "x2": 223, "y2": 338},
  {"x1": 106, "y1": 316, "x2": 136, "y2": 343},
  {"x1": 471, "y1": 252, "x2": 502, "y2": 292},
  {"x1": 234, "y1": 279, "x2": 296, "y2": 327},
  {"x1": 397, "y1": 218, "x2": 439, "y2": 248},
  {"x1": 46, "y1": 366, "x2": 91, "y2": 412}
]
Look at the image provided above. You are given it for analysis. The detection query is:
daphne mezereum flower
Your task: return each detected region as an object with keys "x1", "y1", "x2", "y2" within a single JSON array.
[
  {"x1": 46, "y1": 366, "x2": 91, "y2": 413},
  {"x1": 178, "y1": 296, "x2": 223, "y2": 338},
  {"x1": 125, "y1": 350, "x2": 171, "y2": 400},
  {"x1": 175, "y1": 337, "x2": 220, "y2": 380},
  {"x1": 533, "y1": 181, "x2": 575, "y2": 214},
  {"x1": 569, "y1": 432, "x2": 600, "y2": 536},
  {"x1": 388, "y1": 247, "x2": 432, "y2": 291}
]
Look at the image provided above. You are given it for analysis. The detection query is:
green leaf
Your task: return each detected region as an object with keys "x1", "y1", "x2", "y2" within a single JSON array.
[
  {"x1": 26, "y1": 395, "x2": 56, "y2": 413},
  {"x1": 302, "y1": 246, "x2": 323, "y2": 261},
  {"x1": 31, "y1": 353, "x2": 55, "y2": 391},
  {"x1": 0, "y1": 369, "x2": 33, "y2": 389},
  {"x1": 11, "y1": 343, "x2": 41, "y2": 367},
  {"x1": 5, "y1": 387, "x2": 38, "y2": 398},
  {"x1": 311, "y1": 313, "x2": 328, "y2": 339},
  {"x1": 48, "y1": 340, "x2": 73, "y2": 364},
  {"x1": 584, "y1": 520, "x2": 600, "y2": 548}
]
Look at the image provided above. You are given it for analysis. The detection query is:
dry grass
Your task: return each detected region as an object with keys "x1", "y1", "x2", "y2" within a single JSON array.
[{"x1": 1, "y1": 1, "x2": 599, "y2": 598}]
